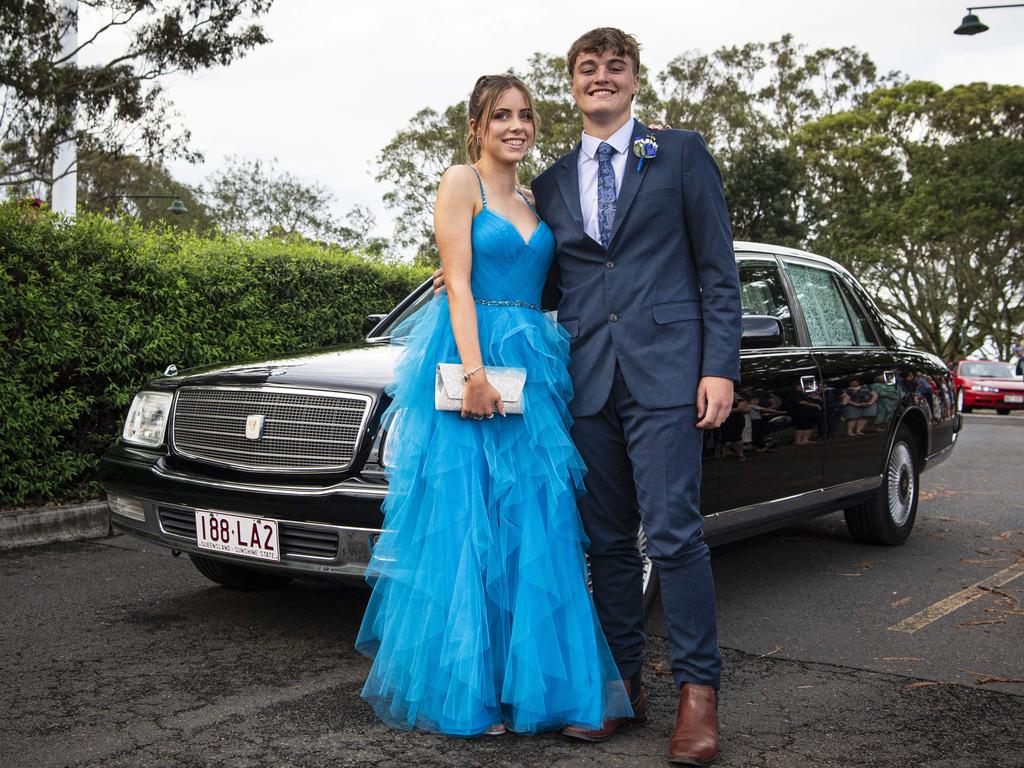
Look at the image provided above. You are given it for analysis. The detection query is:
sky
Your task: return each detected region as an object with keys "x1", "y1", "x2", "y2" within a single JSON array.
[{"x1": 81, "y1": 0, "x2": 1024, "y2": 240}]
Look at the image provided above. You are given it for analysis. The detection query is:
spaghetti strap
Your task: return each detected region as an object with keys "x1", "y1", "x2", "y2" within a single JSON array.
[
  {"x1": 469, "y1": 165, "x2": 487, "y2": 209},
  {"x1": 516, "y1": 188, "x2": 540, "y2": 222}
]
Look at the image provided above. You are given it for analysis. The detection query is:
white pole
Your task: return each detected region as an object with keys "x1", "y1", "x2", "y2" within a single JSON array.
[{"x1": 51, "y1": 0, "x2": 78, "y2": 217}]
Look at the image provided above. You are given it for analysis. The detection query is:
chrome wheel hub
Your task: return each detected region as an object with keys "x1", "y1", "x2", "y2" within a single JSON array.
[{"x1": 887, "y1": 442, "x2": 915, "y2": 526}]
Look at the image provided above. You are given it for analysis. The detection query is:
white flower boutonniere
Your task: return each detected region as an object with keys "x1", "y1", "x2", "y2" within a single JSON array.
[{"x1": 632, "y1": 135, "x2": 658, "y2": 172}]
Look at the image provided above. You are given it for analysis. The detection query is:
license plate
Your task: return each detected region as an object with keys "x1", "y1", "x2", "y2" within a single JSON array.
[
  {"x1": 195, "y1": 510, "x2": 280, "y2": 562},
  {"x1": 1005, "y1": 395, "x2": 1023, "y2": 403}
]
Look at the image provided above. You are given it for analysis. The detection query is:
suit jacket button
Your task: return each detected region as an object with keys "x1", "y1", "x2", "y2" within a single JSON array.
[
  {"x1": 605, "y1": 261, "x2": 615, "y2": 269},
  {"x1": 609, "y1": 313, "x2": 618, "y2": 322}
]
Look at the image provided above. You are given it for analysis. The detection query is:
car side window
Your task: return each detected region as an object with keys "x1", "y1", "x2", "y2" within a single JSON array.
[
  {"x1": 834, "y1": 278, "x2": 880, "y2": 346},
  {"x1": 737, "y1": 259, "x2": 796, "y2": 346},
  {"x1": 784, "y1": 262, "x2": 860, "y2": 347}
]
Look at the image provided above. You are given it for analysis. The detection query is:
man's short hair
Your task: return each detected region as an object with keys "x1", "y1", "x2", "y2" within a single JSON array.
[{"x1": 566, "y1": 27, "x2": 641, "y2": 77}]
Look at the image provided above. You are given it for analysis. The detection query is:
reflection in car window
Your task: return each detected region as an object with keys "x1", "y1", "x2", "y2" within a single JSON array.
[
  {"x1": 785, "y1": 262, "x2": 858, "y2": 347},
  {"x1": 737, "y1": 259, "x2": 796, "y2": 346}
]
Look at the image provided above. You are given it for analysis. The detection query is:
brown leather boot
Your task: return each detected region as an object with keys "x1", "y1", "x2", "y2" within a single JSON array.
[
  {"x1": 667, "y1": 683, "x2": 719, "y2": 765},
  {"x1": 561, "y1": 676, "x2": 649, "y2": 742}
]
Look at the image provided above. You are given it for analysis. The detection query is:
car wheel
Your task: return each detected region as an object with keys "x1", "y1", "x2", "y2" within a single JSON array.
[
  {"x1": 996, "y1": 408, "x2": 1011, "y2": 415},
  {"x1": 638, "y1": 527, "x2": 661, "y2": 617},
  {"x1": 844, "y1": 425, "x2": 919, "y2": 546},
  {"x1": 188, "y1": 553, "x2": 293, "y2": 590}
]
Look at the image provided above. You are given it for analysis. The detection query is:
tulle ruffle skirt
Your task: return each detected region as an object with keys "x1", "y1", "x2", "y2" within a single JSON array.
[{"x1": 355, "y1": 296, "x2": 631, "y2": 735}]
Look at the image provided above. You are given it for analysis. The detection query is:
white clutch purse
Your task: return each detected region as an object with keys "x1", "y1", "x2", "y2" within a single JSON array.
[{"x1": 434, "y1": 364, "x2": 527, "y2": 415}]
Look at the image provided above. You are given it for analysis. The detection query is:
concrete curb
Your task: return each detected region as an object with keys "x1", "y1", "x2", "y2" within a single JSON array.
[{"x1": 0, "y1": 501, "x2": 110, "y2": 550}]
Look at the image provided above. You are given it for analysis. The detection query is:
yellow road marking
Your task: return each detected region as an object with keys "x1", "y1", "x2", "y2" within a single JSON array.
[{"x1": 888, "y1": 562, "x2": 1024, "y2": 633}]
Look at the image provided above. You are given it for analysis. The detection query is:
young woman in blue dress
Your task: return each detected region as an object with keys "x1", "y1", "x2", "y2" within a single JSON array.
[{"x1": 355, "y1": 75, "x2": 631, "y2": 737}]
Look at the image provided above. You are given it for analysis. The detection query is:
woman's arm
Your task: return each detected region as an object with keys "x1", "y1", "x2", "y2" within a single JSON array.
[{"x1": 434, "y1": 167, "x2": 505, "y2": 418}]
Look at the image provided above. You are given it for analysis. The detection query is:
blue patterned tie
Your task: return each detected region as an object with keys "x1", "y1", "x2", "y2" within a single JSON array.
[{"x1": 596, "y1": 141, "x2": 617, "y2": 249}]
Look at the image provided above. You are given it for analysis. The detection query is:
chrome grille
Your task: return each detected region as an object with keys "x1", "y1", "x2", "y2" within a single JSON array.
[
  {"x1": 171, "y1": 387, "x2": 370, "y2": 472},
  {"x1": 157, "y1": 506, "x2": 341, "y2": 561}
]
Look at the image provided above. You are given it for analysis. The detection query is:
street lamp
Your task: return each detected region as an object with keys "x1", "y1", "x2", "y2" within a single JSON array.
[
  {"x1": 954, "y1": 4, "x2": 1024, "y2": 34},
  {"x1": 101, "y1": 194, "x2": 188, "y2": 215}
]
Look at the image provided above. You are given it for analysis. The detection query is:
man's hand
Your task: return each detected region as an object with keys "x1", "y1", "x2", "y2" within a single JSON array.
[
  {"x1": 432, "y1": 267, "x2": 445, "y2": 295},
  {"x1": 695, "y1": 376, "x2": 734, "y2": 429}
]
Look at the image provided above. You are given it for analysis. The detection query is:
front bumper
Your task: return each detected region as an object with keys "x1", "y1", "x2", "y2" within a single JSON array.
[
  {"x1": 101, "y1": 444, "x2": 385, "y2": 580},
  {"x1": 963, "y1": 390, "x2": 1024, "y2": 410}
]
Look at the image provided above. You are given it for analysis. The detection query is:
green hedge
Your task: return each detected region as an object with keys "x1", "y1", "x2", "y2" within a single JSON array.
[{"x1": 0, "y1": 204, "x2": 430, "y2": 506}]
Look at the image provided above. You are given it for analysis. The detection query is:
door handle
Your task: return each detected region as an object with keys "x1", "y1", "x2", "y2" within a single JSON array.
[
  {"x1": 800, "y1": 375, "x2": 819, "y2": 393},
  {"x1": 883, "y1": 370, "x2": 897, "y2": 385}
]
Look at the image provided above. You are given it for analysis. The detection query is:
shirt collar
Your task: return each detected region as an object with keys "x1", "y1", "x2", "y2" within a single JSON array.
[{"x1": 580, "y1": 117, "x2": 636, "y2": 160}]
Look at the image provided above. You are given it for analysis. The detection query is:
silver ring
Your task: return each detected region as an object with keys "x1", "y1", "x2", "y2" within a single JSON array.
[
  {"x1": 472, "y1": 415, "x2": 483, "y2": 420},
  {"x1": 487, "y1": 413, "x2": 495, "y2": 419}
]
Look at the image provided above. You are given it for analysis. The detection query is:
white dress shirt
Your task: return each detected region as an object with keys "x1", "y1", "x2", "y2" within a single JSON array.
[{"x1": 578, "y1": 117, "x2": 635, "y2": 244}]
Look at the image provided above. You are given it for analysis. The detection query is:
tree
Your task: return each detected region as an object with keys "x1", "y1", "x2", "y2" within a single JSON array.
[
  {"x1": 77, "y1": 151, "x2": 213, "y2": 230},
  {"x1": 796, "y1": 81, "x2": 1024, "y2": 360},
  {"x1": 203, "y1": 156, "x2": 386, "y2": 256},
  {"x1": 376, "y1": 38, "x2": 888, "y2": 258},
  {"x1": 1, "y1": 0, "x2": 273, "y2": 195},
  {"x1": 655, "y1": 35, "x2": 896, "y2": 243},
  {"x1": 374, "y1": 102, "x2": 466, "y2": 264}
]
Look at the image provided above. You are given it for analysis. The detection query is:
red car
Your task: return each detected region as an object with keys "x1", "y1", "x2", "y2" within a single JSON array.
[{"x1": 954, "y1": 359, "x2": 1024, "y2": 414}]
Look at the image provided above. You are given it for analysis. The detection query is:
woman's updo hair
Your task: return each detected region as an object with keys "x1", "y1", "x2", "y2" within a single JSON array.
[{"x1": 465, "y1": 74, "x2": 538, "y2": 163}]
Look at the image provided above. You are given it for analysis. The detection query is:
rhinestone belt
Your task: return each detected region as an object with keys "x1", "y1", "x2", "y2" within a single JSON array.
[{"x1": 474, "y1": 299, "x2": 542, "y2": 310}]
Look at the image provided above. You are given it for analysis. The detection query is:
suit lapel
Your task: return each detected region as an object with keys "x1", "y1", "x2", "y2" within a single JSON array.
[
  {"x1": 556, "y1": 143, "x2": 586, "y2": 235},
  {"x1": 608, "y1": 119, "x2": 652, "y2": 247}
]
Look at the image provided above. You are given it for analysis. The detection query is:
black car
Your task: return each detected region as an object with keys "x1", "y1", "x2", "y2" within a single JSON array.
[{"x1": 100, "y1": 242, "x2": 961, "y2": 611}]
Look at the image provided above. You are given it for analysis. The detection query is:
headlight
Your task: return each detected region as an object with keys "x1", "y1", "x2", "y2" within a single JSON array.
[
  {"x1": 122, "y1": 391, "x2": 173, "y2": 447},
  {"x1": 380, "y1": 410, "x2": 403, "y2": 469}
]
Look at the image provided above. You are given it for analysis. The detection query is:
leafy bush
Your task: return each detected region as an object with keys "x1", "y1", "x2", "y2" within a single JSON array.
[{"x1": 0, "y1": 204, "x2": 429, "y2": 506}]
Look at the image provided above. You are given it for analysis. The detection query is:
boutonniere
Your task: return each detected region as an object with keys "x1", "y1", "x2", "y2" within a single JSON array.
[{"x1": 632, "y1": 135, "x2": 658, "y2": 172}]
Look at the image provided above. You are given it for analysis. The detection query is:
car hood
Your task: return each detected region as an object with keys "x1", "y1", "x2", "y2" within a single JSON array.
[{"x1": 165, "y1": 342, "x2": 402, "y2": 394}]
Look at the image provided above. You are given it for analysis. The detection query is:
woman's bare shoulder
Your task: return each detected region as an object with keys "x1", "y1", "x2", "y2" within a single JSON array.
[{"x1": 437, "y1": 165, "x2": 480, "y2": 206}]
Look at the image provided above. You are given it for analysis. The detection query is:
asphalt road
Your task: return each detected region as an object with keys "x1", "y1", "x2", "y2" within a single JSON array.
[{"x1": 2, "y1": 415, "x2": 1021, "y2": 768}]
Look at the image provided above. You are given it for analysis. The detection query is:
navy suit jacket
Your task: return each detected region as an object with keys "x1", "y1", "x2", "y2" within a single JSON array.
[{"x1": 532, "y1": 121, "x2": 742, "y2": 417}]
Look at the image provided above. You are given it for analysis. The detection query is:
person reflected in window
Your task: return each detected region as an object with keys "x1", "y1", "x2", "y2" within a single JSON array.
[
  {"x1": 870, "y1": 374, "x2": 899, "y2": 432},
  {"x1": 788, "y1": 382, "x2": 821, "y2": 444},
  {"x1": 842, "y1": 378, "x2": 878, "y2": 437},
  {"x1": 721, "y1": 395, "x2": 749, "y2": 460}
]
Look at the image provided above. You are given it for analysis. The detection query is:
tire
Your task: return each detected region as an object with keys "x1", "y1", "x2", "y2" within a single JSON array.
[
  {"x1": 844, "y1": 425, "x2": 919, "y2": 546},
  {"x1": 188, "y1": 553, "x2": 293, "y2": 590},
  {"x1": 996, "y1": 408, "x2": 1011, "y2": 416},
  {"x1": 638, "y1": 527, "x2": 661, "y2": 617}
]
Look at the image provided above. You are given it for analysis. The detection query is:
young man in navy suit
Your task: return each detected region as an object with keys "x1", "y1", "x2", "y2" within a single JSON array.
[{"x1": 530, "y1": 28, "x2": 741, "y2": 765}]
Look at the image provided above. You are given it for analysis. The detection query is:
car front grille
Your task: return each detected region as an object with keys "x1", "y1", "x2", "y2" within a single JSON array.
[
  {"x1": 170, "y1": 386, "x2": 370, "y2": 473},
  {"x1": 157, "y1": 506, "x2": 341, "y2": 560}
]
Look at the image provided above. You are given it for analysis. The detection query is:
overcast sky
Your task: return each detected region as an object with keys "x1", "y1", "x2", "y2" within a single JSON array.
[{"x1": 83, "y1": 0, "x2": 1024, "y2": 239}]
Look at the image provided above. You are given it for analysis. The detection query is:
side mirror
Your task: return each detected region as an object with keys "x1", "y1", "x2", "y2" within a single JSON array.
[
  {"x1": 741, "y1": 315, "x2": 784, "y2": 350},
  {"x1": 364, "y1": 313, "x2": 388, "y2": 337}
]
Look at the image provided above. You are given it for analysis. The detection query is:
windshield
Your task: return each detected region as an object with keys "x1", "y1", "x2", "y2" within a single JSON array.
[
  {"x1": 960, "y1": 361, "x2": 1017, "y2": 378},
  {"x1": 368, "y1": 280, "x2": 433, "y2": 340}
]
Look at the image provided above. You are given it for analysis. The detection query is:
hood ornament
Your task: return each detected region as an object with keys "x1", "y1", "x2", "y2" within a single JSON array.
[{"x1": 164, "y1": 364, "x2": 179, "y2": 377}]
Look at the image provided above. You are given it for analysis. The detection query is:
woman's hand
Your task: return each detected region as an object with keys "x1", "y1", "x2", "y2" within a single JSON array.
[
  {"x1": 432, "y1": 267, "x2": 446, "y2": 294},
  {"x1": 461, "y1": 376, "x2": 506, "y2": 420}
]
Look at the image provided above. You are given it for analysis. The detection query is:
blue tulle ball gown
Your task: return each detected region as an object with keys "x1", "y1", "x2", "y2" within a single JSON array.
[{"x1": 355, "y1": 173, "x2": 632, "y2": 736}]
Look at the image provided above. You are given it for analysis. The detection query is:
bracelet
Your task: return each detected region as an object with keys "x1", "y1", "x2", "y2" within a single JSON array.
[{"x1": 462, "y1": 365, "x2": 484, "y2": 383}]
